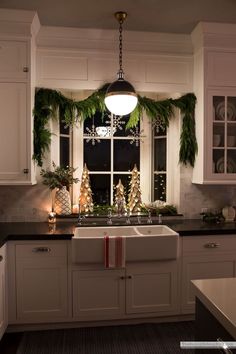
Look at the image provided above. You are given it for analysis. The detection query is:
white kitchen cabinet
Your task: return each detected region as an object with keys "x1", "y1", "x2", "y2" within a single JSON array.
[
  {"x1": 72, "y1": 260, "x2": 180, "y2": 321},
  {"x1": 126, "y1": 262, "x2": 179, "y2": 315},
  {"x1": 181, "y1": 235, "x2": 236, "y2": 314},
  {"x1": 0, "y1": 40, "x2": 28, "y2": 81},
  {"x1": 0, "y1": 83, "x2": 31, "y2": 183},
  {"x1": 0, "y1": 14, "x2": 39, "y2": 184},
  {"x1": 15, "y1": 242, "x2": 69, "y2": 323},
  {"x1": 72, "y1": 269, "x2": 125, "y2": 319},
  {"x1": 0, "y1": 244, "x2": 7, "y2": 340}
]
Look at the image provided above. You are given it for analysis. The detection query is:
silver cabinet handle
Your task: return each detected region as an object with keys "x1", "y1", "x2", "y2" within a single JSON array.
[
  {"x1": 0, "y1": 255, "x2": 3, "y2": 262},
  {"x1": 204, "y1": 242, "x2": 220, "y2": 248},
  {"x1": 32, "y1": 247, "x2": 51, "y2": 253}
]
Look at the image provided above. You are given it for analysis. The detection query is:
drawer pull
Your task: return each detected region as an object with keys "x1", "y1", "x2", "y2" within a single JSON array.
[
  {"x1": 23, "y1": 66, "x2": 29, "y2": 72},
  {"x1": 32, "y1": 247, "x2": 51, "y2": 253},
  {"x1": 0, "y1": 255, "x2": 3, "y2": 262},
  {"x1": 204, "y1": 242, "x2": 220, "y2": 248}
]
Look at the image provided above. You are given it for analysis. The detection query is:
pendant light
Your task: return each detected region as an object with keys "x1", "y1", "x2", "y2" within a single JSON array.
[{"x1": 105, "y1": 11, "x2": 138, "y2": 116}]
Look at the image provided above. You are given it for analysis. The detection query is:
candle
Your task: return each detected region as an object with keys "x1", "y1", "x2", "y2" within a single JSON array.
[
  {"x1": 72, "y1": 204, "x2": 79, "y2": 214},
  {"x1": 48, "y1": 211, "x2": 56, "y2": 224}
]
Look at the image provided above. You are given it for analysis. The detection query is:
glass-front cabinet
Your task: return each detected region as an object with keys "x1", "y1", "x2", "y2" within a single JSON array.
[{"x1": 208, "y1": 91, "x2": 236, "y2": 182}]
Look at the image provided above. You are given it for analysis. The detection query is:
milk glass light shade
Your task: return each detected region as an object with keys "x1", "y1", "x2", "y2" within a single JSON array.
[{"x1": 105, "y1": 78, "x2": 138, "y2": 116}]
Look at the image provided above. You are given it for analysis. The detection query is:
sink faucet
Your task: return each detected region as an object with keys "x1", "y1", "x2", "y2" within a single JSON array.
[
  {"x1": 77, "y1": 205, "x2": 85, "y2": 225},
  {"x1": 126, "y1": 209, "x2": 131, "y2": 224},
  {"x1": 158, "y1": 213, "x2": 162, "y2": 224},
  {"x1": 107, "y1": 208, "x2": 113, "y2": 225},
  {"x1": 147, "y1": 209, "x2": 152, "y2": 224},
  {"x1": 137, "y1": 213, "x2": 141, "y2": 224}
]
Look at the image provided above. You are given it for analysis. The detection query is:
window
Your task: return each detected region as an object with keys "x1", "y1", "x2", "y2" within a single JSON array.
[
  {"x1": 153, "y1": 126, "x2": 167, "y2": 201},
  {"x1": 82, "y1": 111, "x2": 141, "y2": 205},
  {"x1": 57, "y1": 92, "x2": 170, "y2": 207}
]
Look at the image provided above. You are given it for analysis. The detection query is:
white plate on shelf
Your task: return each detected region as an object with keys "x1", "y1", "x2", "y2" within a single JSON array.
[
  {"x1": 215, "y1": 101, "x2": 236, "y2": 121},
  {"x1": 216, "y1": 157, "x2": 236, "y2": 173}
]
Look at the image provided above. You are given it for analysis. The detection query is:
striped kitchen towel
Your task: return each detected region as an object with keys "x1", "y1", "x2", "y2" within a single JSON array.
[{"x1": 104, "y1": 236, "x2": 126, "y2": 268}]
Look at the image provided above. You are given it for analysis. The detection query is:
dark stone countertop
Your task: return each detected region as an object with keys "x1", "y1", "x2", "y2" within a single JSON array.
[{"x1": 0, "y1": 218, "x2": 236, "y2": 247}]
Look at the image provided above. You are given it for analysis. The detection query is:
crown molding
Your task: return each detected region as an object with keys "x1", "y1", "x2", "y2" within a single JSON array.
[
  {"x1": 0, "y1": 8, "x2": 40, "y2": 38},
  {"x1": 191, "y1": 21, "x2": 236, "y2": 52}
]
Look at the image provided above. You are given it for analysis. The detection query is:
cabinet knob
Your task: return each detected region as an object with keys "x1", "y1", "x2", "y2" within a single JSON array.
[
  {"x1": 23, "y1": 168, "x2": 29, "y2": 174},
  {"x1": 32, "y1": 247, "x2": 51, "y2": 253},
  {"x1": 127, "y1": 275, "x2": 132, "y2": 279},
  {"x1": 0, "y1": 255, "x2": 3, "y2": 262},
  {"x1": 204, "y1": 242, "x2": 220, "y2": 248},
  {"x1": 120, "y1": 276, "x2": 125, "y2": 280},
  {"x1": 23, "y1": 67, "x2": 29, "y2": 73}
]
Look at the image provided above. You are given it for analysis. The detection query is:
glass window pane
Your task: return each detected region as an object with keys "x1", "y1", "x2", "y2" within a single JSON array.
[
  {"x1": 114, "y1": 140, "x2": 140, "y2": 171},
  {"x1": 60, "y1": 119, "x2": 70, "y2": 135},
  {"x1": 84, "y1": 140, "x2": 110, "y2": 171},
  {"x1": 213, "y1": 96, "x2": 225, "y2": 121},
  {"x1": 113, "y1": 115, "x2": 140, "y2": 137},
  {"x1": 154, "y1": 173, "x2": 166, "y2": 201},
  {"x1": 90, "y1": 174, "x2": 110, "y2": 205},
  {"x1": 83, "y1": 111, "x2": 110, "y2": 135},
  {"x1": 154, "y1": 138, "x2": 166, "y2": 171},
  {"x1": 60, "y1": 137, "x2": 70, "y2": 167}
]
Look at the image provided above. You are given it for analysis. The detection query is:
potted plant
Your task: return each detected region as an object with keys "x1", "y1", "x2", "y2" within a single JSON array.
[{"x1": 41, "y1": 162, "x2": 79, "y2": 215}]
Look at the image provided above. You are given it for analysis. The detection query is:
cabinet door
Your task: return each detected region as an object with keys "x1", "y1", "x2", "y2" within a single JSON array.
[
  {"x1": 181, "y1": 255, "x2": 236, "y2": 313},
  {"x1": 206, "y1": 91, "x2": 236, "y2": 183},
  {"x1": 0, "y1": 245, "x2": 7, "y2": 340},
  {"x1": 15, "y1": 243, "x2": 68, "y2": 323},
  {"x1": 0, "y1": 82, "x2": 29, "y2": 183},
  {"x1": 0, "y1": 40, "x2": 28, "y2": 81},
  {"x1": 126, "y1": 262, "x2": 179, "y2": 315},
  {"x1": 73, "y1": 269, "x2": 125, "y2": 319}
]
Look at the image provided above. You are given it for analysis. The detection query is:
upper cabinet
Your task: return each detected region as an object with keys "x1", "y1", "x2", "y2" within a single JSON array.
[
  {"x1": 0, "y1": 10, "x2": 40, "y2": 185},
  {"x1": 0, "y1": 41, "x2": 28, "y2": 81},
  {"x1": 192, "y1": 23, "x2": 236, "y2": 184}
]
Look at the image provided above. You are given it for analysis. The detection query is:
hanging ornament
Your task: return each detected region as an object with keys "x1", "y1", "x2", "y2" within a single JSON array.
[
  {"x1": 129, "y1": 127, "x2": 145, "y2": 146},
  {"x1": 105, "y1": 113, "x2": 125, "y2": 132},
  {"x1": 128, "y1": 164, "x2": 142, "y2": 213},
  {"x1": 79, "y1": 164, "x2": 94, "y2": 212},
  {"x1": 152, "y1": 115, "x2": 166, "y2": 134},
  {"x1": 84, "y1": 116, "x2": 101, "y2": 145}
]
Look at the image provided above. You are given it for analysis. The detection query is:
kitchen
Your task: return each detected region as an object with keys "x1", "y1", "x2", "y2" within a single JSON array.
[{"x1": 1, "y1": 1, "x2": 236, "y2": 353}]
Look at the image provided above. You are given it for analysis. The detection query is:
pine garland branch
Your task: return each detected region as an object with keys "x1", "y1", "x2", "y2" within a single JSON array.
[{"x1": 33, "y1": 86, "x2": 197, "y2": 167}]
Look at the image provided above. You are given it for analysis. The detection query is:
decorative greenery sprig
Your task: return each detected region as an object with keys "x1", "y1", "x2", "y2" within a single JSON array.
[
  {"x1": 33, "y1": 86, "x2": 197, "y2": 167},
  {"x1": 40, "y1": 162, "x2": 79, "y2": 190}
]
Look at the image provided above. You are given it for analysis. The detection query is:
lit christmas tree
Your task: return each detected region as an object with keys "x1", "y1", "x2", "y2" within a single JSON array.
[
  {"x1": 128, "y1": 164, "x2": 142, "y2": 213},
  {"x1": 114, "y1": 179, "x2": 127, "y2": 215},
  {"x1": 79, "y1": 164, "x2": 93, "y2": 213}
]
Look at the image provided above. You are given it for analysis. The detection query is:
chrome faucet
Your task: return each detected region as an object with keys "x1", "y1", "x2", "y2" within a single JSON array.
[
  {"x1": 158, "y1": 213, "x2": 162, "y2": 224},
  {"x1": 137, "y1": 213, "x2": 141, "y2": 224},
  {"x1": 77, "y1": 205, "x2": 85, "y2": 225},
  {"x1": 147, "y1": 209, "x2": 152, "y2": 224},
  {"x1": 107, "y1": 208, "x2": 113, "y2": 225},
  {"x1": 126, "y1": 209, "x2": 131, "y2": 224}
]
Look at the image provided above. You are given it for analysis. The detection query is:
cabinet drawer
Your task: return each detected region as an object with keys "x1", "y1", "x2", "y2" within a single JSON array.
[
  {"x1": 182, "y1": 235, "x2": 236, "y2": 255},
  {"x1": 15, "y1": 243, "x2": 67, "y2": 259}
]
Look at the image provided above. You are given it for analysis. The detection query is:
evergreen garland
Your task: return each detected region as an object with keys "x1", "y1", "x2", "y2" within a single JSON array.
[{"x1": 33, "y1": 86, "x2": 197, "y2": 167}]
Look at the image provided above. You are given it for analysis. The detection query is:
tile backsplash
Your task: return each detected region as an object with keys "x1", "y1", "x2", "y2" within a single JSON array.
[{"x1": 0, "y1": 166, "x2": 236, "y2": 221}]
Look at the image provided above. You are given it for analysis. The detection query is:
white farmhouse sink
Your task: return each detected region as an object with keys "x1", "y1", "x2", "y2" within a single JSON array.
[{"x1": 72, "y1": 225, "x2": 179, "y2": 264}]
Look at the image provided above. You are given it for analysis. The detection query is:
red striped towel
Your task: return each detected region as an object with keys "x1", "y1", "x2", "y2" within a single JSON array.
[{"x1": 104, "y1": 236, "x2": 126, "y2": 268}]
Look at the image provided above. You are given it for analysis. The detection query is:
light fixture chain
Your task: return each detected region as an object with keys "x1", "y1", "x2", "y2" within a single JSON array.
[{"x1": 118, "y1": 19, "x2": 124, "y2": 78}]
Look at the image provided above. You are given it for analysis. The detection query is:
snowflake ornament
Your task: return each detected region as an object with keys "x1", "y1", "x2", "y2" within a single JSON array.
[
  {"x1": 84, "y1": 124, "x2": 100, "y2": 145},
  {"x1": 152, "y1": 116, "x2": 166, "y2": 134},
  {"x1": 105, "y1": 113, "x2": 125, "y2": 131},
  {"x1": 129, "y1": 127, "x2": 145, "y2": 146}
]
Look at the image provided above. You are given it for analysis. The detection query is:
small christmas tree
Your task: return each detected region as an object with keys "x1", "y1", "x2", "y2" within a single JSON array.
[
  {"x1": 114, "y1": 179, "x2": 127, "y2": 215},
  {"x1": 79, "y1": 164, "x2": 93, "y2": 213},
  {"x1": 128, "y1": 164, "x2": 142, "y2": 213}
]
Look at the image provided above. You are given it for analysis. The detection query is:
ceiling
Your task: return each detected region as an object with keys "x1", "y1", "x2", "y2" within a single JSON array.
[{"x1": 1, "y1": 0, "x2": 236, "y2": 34}]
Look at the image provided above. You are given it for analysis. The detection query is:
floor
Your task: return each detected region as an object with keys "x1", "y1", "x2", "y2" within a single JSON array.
[{"x1": 0, "y1": 321, "x2": 195, "y2": 354}]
